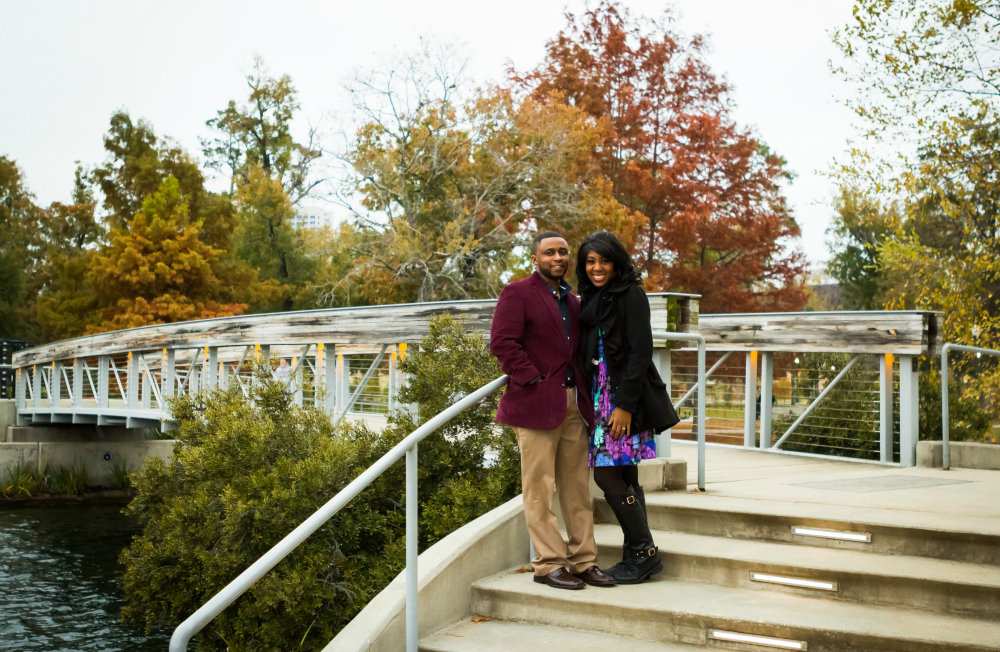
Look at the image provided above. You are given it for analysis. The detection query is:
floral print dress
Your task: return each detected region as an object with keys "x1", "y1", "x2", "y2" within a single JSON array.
[{"x1": 588, "y1": 332, "x2": 657, "y2": 467}]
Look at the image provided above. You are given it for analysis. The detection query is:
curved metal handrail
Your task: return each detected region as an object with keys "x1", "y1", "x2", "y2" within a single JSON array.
[{"x1": 169, "y1": 375, "x2": 510, "y2": 652}]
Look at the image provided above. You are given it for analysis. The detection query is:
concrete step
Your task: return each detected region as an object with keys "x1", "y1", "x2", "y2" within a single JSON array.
[
  {"x1": 471, "y1": 571, "x2": 1000, "y2": 652},
  {"x1": 594, "y1": 492, "x2": 1000, "y2": 565},
  {"x1": 419, "y1": 619, "x2": 705, "y2": 651},
  {"x1": 593, "y1": 526, "x2": 1000, "y2": 619}
]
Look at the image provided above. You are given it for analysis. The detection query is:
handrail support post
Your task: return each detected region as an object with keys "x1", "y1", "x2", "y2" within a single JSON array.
[{"x1": 406, "y1": 442, "x2": 418, "y2": 652}]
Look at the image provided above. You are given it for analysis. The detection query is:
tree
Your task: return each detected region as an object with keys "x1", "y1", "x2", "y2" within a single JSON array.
[
  {"x1": 826, "y1": 187, "x2": 901, "y2": 310},
  {"x1": 335, "y1": 43, "x2": 642, "y2": 304},
  {"x1": 0, "y1": 156, "x2": 40, "y2": 338},
  {"x1": 203, "y1": 56, "x2": 323, "y2": 204},
  {"x1": 93, "y1": 112, "x2": 237, "y2": 251},
  {"x1": 515, "y1": 1, "x2": 808, "y2": 313},
  {"x1": 832, "y1": 0, "x2": 1000, "y2": 144},
  {"x1": 87, "y1": 176, "x2": 252, "y2": 332},
  {"x1": 830, "y1": 1, "x2": 1000, "y2": 405},
  {"x1": 234, "y1": 166, "x2": 320, "y2": 311},
  {"x1": 30, "y1": 167, "x2": 106, "y2": 340}
]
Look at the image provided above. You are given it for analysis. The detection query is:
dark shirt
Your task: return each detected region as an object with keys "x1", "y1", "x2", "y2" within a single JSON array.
[{"x1": 547, "y1": 278, "x2": 575, "y2": 386}]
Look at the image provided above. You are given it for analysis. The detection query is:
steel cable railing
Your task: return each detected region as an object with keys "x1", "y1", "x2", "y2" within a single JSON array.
[{"x1": 168, "y1": 374, "x2": 510, "y2": 652}]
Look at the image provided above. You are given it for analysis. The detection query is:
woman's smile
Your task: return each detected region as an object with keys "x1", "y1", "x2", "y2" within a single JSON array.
[{"x1": 585, "y1": 252, "x2": 614, "y2": 288}]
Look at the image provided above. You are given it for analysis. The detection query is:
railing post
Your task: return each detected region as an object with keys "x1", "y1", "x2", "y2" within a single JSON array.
[
  {"x1": 406, "y1": 442, "x2": 418, "y2": 652},
  {"x1": 941, "y1": 345, "x2": 951, "y2": 470},
  {"x1": 127, "y1": 352, "x2": 139, "y2": 410},
  {"x1": 32, "y1": 363, "x2": 43, "y2": 409},
  {"x1": 97, "y1": 355, "x2": 109, "y2": 411},
  {"x1": 323, "y1": 344, "x2": 337, "y2": 413},
  {"x1": 899, "y1": 354, "x2": 919, "y2": 467},
  {"x1": 696, "y1": 339, "x2": 706, "y2": 490},
  {"x1": 293, "y1": 353, "x2": 304, "y2": 407},
  {"x1": 744, "y1": 351, "x2": 757, "y2": 448},
  {"x1": 653, "y1": 348, "x2": 671, "y2": 457},
  {"x1": 336, "y1": 354, "x2": 348, "y2": 413},
  {"x1": 388, "y1": 345, "x2": 398, "y2": 412},
  {"x1": 207, "y1": 347, "x2": 218, "y2": 390},
  {"x1": 15, "y1": 367, "x2": 25, "y2": 411},
  {"x1": 880, "y1": 354, "x2": 894, "y2": 463},
  {"x1": 162, "y1": 349, "x2": 175, "y2": 400},
  {"x1": 219, "y1": 355, "x2": 229, "y2": 390},
  {"x1": 142, "y1": 358, "x2": 152, "y2": 410},
  {"x1": 72, "y1": 358, "x2": 84, "y2": 408},
  {"x1": 759, "y1": 352, "x2": 773, "y2": 450},
  {"x1": 51, "y1": 360, "x2": 63, "y2": 408}
]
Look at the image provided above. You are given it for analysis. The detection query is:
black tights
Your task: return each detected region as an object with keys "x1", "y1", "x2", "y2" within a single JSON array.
[{"x1": 593, "y1": 465, "x2": 639, "y2": 496}]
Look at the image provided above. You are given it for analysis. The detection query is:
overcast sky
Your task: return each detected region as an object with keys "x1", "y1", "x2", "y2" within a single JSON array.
[{"x1": 1, "y1": 0, "x2": 856, "y2": 266}]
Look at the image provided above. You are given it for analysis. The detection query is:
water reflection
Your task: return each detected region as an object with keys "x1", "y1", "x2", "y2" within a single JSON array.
[{"x1": 0, "y1": 505, "x2": 168, "y2": 651}]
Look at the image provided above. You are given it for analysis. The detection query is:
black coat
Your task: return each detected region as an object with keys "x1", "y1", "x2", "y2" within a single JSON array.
[{"x1": 579, "y1": 284, "x2": 680, "y2": 434}]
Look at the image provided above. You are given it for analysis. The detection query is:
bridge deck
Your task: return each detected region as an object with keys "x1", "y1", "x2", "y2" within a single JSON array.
[{"x1": 667, "y1": 441, "x2": 1000, "y2": 536}]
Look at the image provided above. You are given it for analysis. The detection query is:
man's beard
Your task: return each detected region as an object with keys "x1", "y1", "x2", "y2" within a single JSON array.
[{"x1": 538, "y1": 264, "x2": 566, "y2": 282}]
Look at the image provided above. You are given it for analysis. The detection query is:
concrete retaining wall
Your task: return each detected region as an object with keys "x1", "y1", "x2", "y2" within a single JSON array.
[
  {"x1": 0, "y1": 400, "x2": 15, "y2": 436},
  {"x1": 0, "y1": 440, "x2": 176, "y2": 486},
  {"x1": 325, "y1": 495, "x2": 528, "y2": 652},
  {"x1": 918, "y1": 440, "x2": 1000, "y2": 471}
]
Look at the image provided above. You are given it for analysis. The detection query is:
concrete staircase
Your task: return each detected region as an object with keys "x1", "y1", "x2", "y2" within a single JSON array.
[{"x1": 420, "y1": 491, "x2": 1000, "y2": 651}]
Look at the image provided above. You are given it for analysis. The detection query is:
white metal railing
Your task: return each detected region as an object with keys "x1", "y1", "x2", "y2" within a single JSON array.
[
  {"x1": 13, "y1": 345, "x2": 403, "y2": 429},
  {"x1": 653, "y1": 331, "x2": 707, "y2": 490},
  {"x1": 168, "y1": 374, "x2": 510, "y2": 652},
  {"x1": 941, "y1": 343, "x2": 1000, "y2": 470},
  {"x1": 664, "y1": 350, "x2": 924, "y2": 466}
]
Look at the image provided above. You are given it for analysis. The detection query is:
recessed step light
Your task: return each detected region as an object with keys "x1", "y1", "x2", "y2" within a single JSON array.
[
  {"x1": 710, "y1": 630, "x2": 808, "y2": 650},
  {"x1": 750, "y1": 572, "x2": 838, "y2": 592},
  {"x1": 791, "y1": 526, "x2": 871, "y2": 543}
]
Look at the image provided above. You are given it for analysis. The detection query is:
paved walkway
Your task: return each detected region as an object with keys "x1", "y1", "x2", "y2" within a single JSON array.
[{"x1": 667, "y1": 441, "x2": 1000, "y2": 535}]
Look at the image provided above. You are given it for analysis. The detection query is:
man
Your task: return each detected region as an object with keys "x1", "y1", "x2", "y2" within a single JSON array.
[{"x1": 490, "y1": 231, "x2": 615, "y2": 590}]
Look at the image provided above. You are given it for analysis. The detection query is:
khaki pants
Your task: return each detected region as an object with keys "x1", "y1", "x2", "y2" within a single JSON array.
[{"x1": 515, "y1": 389, "x2": 597, "y2": 576}]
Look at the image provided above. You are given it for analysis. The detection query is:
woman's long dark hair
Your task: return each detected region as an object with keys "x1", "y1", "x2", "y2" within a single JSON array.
[{"x1": 575, "y1": 231, "x2": 641, "y2": 300}]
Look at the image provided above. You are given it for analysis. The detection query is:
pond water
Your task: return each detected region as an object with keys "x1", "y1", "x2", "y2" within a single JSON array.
[{"x1": 0, "y1": 504, "x2": 169, "y2": 651}]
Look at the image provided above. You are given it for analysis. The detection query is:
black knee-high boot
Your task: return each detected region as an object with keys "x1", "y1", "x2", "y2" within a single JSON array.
[{"x1": 604, "y1": 487, "x2": 662, "y2": 584}]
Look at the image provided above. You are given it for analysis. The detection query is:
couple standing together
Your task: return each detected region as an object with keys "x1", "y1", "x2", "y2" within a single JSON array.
[{"x1": 490, "y1": 230, "x2": 679, "y2": 590}]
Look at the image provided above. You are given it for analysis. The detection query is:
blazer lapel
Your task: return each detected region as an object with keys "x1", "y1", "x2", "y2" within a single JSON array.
[{"x1": 531, "y1": 272, "x2": 570, "y2": 352}]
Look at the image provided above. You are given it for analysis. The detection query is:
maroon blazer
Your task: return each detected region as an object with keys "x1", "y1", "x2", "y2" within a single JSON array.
[{"x1": 490, "y1": 272, "x2": 594, "y2": 430}]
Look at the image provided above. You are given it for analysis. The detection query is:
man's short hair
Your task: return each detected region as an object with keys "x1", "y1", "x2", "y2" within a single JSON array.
[{"x1": 531, "y1": 230, "x2": 565, "y2": 255}]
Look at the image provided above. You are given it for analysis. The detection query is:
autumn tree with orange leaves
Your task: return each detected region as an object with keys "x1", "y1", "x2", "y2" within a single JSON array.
[{"x1": 515, "y1": 1, "x2": 807, "y2": 313}]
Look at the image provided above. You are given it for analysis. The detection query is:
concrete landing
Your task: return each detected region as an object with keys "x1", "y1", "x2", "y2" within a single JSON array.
[
  {"x1": 420, "y1": 619, "x2": 705, "y2": 652},
  {"x1": 668, "y1": 441, "x2": 1000, "y2": 535}
]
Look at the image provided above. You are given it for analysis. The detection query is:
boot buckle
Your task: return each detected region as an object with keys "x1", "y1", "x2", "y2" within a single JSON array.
[
  {"x1": 647, "y1": 547, "x2": 656, "y2": 557},
  {"x1": 625, "y1": 495, "x2": 636, "y2": 505}
]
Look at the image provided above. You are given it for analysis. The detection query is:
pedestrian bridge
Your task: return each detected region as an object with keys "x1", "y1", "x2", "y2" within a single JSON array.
[{"x1": 11, "y1": 296, "x2": 941, "y2": 467}]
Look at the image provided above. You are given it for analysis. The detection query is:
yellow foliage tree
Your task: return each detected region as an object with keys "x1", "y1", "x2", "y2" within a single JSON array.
[{"x1": 87, "y1": 176, "x2": 254, "y2": 332}]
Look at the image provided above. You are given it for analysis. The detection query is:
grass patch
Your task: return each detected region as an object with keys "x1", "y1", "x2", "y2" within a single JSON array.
[
  {"x1": 111, "y1": 460, "x2": 133, "y2": 489},
  {"x1": 2, "y1": 461, "x2": 46, "y2": 497},
  {"x1": 51, "y1": 463, "x2": 89, "y2": 494}
]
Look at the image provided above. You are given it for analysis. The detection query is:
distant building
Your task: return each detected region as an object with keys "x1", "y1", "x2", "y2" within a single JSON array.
[{"x1": 289, "y1": 212, "x2": 329, "y2": 231}]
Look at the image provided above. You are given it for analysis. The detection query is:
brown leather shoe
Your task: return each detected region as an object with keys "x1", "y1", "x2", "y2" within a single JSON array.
[
  {"x1": 573, "y1": 565, "x2": 617, "y2": 587},
  {"x1": 532, "y1": 567, "x2": 586, "y2": 590}
]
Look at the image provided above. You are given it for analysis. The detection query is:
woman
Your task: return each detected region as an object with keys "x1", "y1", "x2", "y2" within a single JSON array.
[{"x1": 576, "y1": 231, "x2": 679, "y2": 584}]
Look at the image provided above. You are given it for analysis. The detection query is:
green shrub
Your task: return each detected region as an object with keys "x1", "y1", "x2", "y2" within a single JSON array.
[
  {"x1": 119, "y1": 315, "x2": 520, "y2": 651},
  {"x1": 919, "y1": 368, "x2": 991, "y2": 443}
]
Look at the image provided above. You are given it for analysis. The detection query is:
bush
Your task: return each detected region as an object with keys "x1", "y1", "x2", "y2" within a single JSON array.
[
  {"x1": 119, "y1": 314, "x2": 520, "y2": 651},
  {"x1": 919, "y1": 368, "x2": 991, "y2": 443}
]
